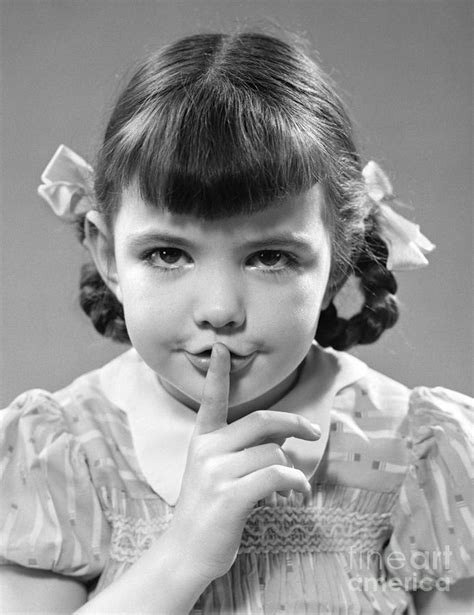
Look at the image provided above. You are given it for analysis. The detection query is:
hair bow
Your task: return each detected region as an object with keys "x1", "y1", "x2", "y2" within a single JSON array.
[
  {"x1": 362, "y1": 161, "x2": 435, "y2": 271},
  {"x1": 37, "y1": 144, "x2": 95, "y2": 221}
]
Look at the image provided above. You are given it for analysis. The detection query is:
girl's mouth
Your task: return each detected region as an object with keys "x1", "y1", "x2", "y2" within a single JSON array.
[{"x1": 184, "y1": 349, "x2": 256, "y2": 374}]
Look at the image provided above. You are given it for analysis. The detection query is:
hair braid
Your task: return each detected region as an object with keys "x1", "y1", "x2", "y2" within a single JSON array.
[
  {"x1": 316, "y1": 220, "x2": 399, "y2": 350},
  {"x1": 79, "y1": 262, "x2": 130, "y2": 343}
]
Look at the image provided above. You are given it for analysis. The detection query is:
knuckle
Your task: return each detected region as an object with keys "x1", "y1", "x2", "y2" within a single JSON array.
[
  {"x1": 294, "y1": 468, "x2": 305, "y2": 480},
  {"x1": 294, "y1": 469, "x2": 308, "y2": 485},
  {"x1": 253, "y1": 410, "x2": 270, "y2": 429},
  {"x1": 271, "y1": 445, "x2": 286, "y2": 465},
  {"x1": 205, "y1": 457, "x2": 221, "y2": 481},
  {"x1": 295, "y1": 414, "x2": 306, "y2": 429},
  {"x1": 190, "y1": 437, "x2": 211, "y2": 462},
  {"x1": 267, "y1": 442, "x2": 280, "y2": 454},
  {"x1": 267, "y1": 464, "x2": 284, "y2": 483}
]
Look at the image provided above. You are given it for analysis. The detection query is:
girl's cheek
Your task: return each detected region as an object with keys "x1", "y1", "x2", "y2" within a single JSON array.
[{"x1": 291, "y1": 276, "x2": 328, "y2": 307}]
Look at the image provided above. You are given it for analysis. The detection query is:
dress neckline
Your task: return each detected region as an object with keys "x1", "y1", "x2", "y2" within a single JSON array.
[{"x1": 95, "y1": 343, "x2": 368, "y2": 505}]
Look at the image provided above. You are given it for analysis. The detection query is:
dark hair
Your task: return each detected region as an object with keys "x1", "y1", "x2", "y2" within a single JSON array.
[{"x1": 79, "y1": 31, "x2": 398, "y2": 349}]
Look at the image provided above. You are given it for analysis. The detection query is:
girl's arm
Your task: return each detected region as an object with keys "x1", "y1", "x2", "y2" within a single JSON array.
[
  {"x1": 414, "y1": 578, "x2": 473, "y2": 615},
  {"x1": 0, "y1": 492, "x2": 226, "y2": 614},
  {"x1": 0, "y1": 533, "x2": 210, "y2": 615},
  {"x1": 0, "y1": 565, "x2": 87, "y2": 613},
  {"x1": 0, "y1": 527, "x2": 214, "y2": 615},
  {"x1": 75, "y1": 523, "x2": 212, "y2": 614}
]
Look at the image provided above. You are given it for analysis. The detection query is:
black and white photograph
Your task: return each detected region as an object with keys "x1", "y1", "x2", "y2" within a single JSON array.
[{"x1": 0, "y1": 1, "x2": 472, "y2": 613}]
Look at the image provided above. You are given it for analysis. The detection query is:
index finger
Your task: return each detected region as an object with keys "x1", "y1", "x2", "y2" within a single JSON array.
[{"x1": 194, "y1": 342, "x2": 230, "y2": 435}]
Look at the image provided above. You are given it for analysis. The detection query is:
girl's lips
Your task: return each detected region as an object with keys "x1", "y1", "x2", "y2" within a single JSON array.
[{"x1": 184, "y1": 350, "x2": 256, "y2": 374}]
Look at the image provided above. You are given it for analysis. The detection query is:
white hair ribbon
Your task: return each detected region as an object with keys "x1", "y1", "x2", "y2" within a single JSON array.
[
  {"x1": 362, "y1": 161, "x2": 435, "y2": 271},
  {"x1": 37, "y1": 144, "x2": 95, "y2": 221}
]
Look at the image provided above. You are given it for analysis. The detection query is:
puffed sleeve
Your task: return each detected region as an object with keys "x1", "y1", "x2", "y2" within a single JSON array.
[
  {"x1": 0, "y1": 390, "x2": 111, "y2": 581},
  {"x1": 383, "y1": 387, "x2": 473, "y2": 591}
]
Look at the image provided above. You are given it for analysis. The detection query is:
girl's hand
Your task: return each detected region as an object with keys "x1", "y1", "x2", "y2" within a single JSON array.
[{"x1": 169, "y1": 343, "x2": 320, "y2": 584}]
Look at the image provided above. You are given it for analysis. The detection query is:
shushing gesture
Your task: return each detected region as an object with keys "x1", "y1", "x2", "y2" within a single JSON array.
[{"x1": 170, "y1": 343, "x2": 321, "y2": 584}]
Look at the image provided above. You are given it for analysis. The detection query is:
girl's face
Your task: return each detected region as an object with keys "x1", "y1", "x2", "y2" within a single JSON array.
[{"x1": 107, "y1": 184, "x2": 332, "y2": 419}]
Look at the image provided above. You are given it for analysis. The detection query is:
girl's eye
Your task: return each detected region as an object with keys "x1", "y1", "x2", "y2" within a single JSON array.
[
  {"x1": 247, "y1": 250, "x2": 295, "y2": 271},
  {"x1": 142, "y1": 248, "x2": 296, "y2": 272},
  {"x1": 144, "y1": 248, "x2": 190, "y2": 269}
]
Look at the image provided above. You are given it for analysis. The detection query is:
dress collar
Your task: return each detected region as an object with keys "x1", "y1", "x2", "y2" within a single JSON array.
[{"x1": 97, "y1": 343, "x2": 367, "y2": 506}]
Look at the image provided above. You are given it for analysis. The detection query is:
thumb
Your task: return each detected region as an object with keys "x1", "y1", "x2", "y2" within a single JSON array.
[{"x1": 194, "y1": 343, "x2": 231, "y2": 435}]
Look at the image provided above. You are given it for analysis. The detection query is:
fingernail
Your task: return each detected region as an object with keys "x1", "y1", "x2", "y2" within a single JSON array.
[
  {"x1": 310, "y1": 423, "x2": 321, "y2": 438},
  {"x1": 211, "y1": 343, "x2": 222, "y2": 360},
  {"x1": 213, "y1": 342, "x2": 228, "y2": 357}
]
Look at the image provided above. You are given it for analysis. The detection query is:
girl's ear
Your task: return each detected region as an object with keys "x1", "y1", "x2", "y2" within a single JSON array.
[{"x1": 84, "y1": 211, "x2": 123, "y2": 303}]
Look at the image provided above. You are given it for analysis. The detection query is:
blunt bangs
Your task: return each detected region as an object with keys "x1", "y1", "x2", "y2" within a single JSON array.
[
  {"x1": 106, "y1": 88, "x2": 325, "y2": 220},
  {"x1": 95, "y1": 32, "x2": 343, "y2": 221}
]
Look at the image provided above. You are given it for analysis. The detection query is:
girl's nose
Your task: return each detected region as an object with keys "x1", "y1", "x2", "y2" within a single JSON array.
[{"x1": 193, "y1": 270, "x2": 246, "y2": 330}]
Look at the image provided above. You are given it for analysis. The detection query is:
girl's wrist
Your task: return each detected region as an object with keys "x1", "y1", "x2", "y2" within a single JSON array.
[
  {"x1": 157, "y1": 522, "x2": 216, "y2": 591},
  {"x1": 76, "y1": 524, "x2": 212, "y2": 615}
]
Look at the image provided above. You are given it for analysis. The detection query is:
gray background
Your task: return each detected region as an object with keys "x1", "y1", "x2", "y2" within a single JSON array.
[{"x1": 1, "y1": 0, "x2": 472, "y2": 406}]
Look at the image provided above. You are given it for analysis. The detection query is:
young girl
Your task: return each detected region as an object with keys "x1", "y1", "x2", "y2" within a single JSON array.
[{"x1": 1, "y1": 31, "x2": 472, "y2": 615}]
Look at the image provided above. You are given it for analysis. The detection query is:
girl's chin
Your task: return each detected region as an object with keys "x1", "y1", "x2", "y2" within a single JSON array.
[
  {"x1": 159, "y1": 374, "x2": 273, "y2": 416},
  {"x1": 156, "y1": 356, "x2": 300, "y2": 416}
]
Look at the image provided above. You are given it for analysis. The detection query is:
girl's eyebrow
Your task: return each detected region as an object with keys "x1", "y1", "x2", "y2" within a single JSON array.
[
  {"x1": 125, "y1": 230, "x2": 318, "y2": 252},
  {"x1": 241, "y1": 233, "x2": 317, "y2": 252}
]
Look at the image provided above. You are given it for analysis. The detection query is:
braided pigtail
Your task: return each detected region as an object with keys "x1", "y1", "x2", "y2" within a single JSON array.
[
  {"x1": 79, "y1": 262, "x2": 130, "y2": 343},
  {"x1": 73, "y1": 216, "x2": 131, "y2": 343},
  {"x1": 316, "y1": 216, "x2": 399, "y2": 351}
]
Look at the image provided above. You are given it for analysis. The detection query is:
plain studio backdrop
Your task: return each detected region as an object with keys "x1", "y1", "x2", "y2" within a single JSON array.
[{"x1": 0, "y1": 0, "x2": 472, "y2": 406}]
